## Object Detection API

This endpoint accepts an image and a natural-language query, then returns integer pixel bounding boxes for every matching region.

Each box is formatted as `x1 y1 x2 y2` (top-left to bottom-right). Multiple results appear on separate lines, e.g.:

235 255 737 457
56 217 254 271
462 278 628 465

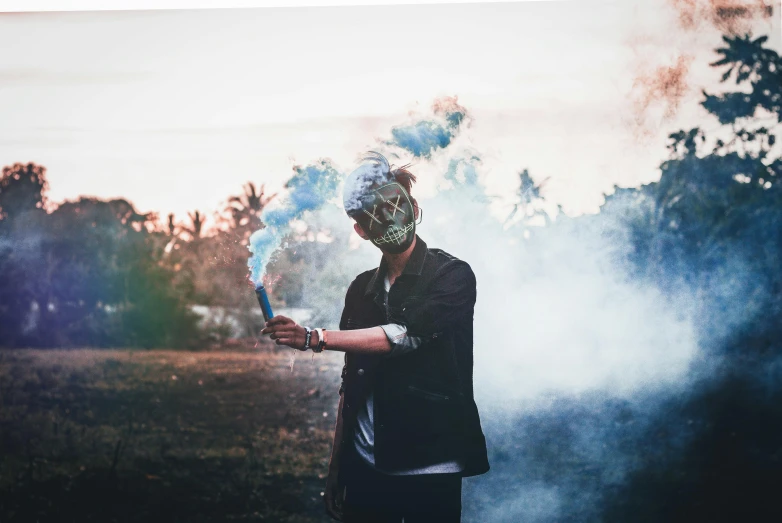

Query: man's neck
382 236 417 286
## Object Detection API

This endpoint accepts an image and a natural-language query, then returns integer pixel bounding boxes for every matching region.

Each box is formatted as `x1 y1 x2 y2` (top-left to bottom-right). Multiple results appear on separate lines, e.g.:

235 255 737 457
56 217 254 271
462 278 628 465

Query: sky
0 0 779 226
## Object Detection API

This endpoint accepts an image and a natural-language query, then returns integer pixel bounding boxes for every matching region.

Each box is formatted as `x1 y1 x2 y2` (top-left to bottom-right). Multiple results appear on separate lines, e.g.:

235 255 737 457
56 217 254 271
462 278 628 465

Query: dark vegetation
0 162 320 349
0 346 343 522
596 34 782 523
468 34 782 522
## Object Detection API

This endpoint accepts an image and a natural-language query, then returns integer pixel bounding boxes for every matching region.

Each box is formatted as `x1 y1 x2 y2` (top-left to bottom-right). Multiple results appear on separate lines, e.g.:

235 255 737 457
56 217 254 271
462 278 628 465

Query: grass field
0 343 345 523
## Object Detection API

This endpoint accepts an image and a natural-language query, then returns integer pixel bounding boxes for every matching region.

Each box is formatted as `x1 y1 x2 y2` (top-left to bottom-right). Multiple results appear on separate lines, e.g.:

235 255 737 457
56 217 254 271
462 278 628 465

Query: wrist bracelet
312 328 324 353
303 327 312 351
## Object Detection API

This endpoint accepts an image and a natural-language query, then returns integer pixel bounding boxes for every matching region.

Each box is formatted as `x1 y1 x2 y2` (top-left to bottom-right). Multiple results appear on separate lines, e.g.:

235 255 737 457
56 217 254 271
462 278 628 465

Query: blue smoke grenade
255 284 274 323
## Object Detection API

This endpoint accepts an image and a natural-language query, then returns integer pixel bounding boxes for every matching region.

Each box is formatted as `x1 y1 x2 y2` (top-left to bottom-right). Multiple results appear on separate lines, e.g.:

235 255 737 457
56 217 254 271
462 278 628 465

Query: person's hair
391 163 416 197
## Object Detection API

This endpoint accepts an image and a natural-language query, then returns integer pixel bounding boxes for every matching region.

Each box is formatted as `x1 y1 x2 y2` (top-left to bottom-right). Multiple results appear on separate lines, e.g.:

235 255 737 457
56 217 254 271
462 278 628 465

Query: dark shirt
338 235 490 477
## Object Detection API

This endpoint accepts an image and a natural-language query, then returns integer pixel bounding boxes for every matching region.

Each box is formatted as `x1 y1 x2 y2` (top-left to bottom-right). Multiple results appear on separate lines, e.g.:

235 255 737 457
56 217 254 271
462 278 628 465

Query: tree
0 182 199 348
187 210 204 239
0 163 50 344
227 182 276 238
605 33 781 302
0 162 48 222
600 33 782 521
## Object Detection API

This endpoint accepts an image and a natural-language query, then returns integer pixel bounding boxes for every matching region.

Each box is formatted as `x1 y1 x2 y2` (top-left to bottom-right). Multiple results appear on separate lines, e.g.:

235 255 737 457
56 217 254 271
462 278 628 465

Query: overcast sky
0 0 779 225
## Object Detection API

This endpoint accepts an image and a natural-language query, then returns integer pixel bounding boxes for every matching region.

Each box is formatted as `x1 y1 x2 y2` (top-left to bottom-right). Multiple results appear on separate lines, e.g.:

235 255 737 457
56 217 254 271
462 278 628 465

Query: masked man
262 152 489 522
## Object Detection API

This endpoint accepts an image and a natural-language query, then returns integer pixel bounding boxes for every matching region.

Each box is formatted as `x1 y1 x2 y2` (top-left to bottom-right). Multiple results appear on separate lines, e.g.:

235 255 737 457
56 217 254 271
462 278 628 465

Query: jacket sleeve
381 260 477 357
402 259 477 336
337 277 360 395
379 323 422 357
338 277 360 331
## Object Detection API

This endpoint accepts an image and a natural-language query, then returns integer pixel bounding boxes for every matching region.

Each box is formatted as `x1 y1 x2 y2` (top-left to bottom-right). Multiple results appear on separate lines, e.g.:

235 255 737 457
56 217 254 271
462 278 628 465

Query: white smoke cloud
372 149 697 406
291 100 726 521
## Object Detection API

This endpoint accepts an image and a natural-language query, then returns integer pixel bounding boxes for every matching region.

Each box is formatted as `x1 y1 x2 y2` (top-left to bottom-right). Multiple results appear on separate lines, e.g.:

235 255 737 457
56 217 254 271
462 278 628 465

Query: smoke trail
247 160 341 284
668 0 774 34
444 155 481 187
297 143 706 520
282 96 767 521
247 96 469 292
248 95 471 287
386 96 469 158
414 160 709 523
631 54 694 128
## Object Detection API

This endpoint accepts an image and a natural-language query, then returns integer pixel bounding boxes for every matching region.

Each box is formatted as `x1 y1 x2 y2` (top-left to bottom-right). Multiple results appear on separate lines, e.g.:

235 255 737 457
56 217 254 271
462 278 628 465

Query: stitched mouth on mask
374 222 414 245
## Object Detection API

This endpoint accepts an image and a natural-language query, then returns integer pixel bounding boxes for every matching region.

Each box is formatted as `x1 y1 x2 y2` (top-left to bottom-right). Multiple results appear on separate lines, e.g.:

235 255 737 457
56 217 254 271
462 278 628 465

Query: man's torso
338 236 490 476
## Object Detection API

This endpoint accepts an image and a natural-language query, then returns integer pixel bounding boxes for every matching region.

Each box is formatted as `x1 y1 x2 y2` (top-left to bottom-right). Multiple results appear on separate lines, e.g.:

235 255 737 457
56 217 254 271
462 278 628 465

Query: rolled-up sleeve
379 323 425 357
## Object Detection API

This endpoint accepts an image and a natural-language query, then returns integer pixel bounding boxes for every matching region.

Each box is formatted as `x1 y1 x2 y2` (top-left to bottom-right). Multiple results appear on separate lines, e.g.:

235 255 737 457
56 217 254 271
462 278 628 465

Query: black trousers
342 448 462 523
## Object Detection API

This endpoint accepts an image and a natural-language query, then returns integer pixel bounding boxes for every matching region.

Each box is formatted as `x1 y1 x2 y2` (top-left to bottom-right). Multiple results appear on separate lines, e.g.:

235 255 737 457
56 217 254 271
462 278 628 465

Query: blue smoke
389 121 453 159
444 108 465 129
247 160 342 284
387 97 468 158
241 87 778 521
444 155 481 187
249 98 470 283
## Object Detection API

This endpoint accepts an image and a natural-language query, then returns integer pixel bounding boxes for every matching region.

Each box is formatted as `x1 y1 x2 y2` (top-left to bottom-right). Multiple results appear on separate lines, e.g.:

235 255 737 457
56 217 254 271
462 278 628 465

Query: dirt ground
0 343 345 523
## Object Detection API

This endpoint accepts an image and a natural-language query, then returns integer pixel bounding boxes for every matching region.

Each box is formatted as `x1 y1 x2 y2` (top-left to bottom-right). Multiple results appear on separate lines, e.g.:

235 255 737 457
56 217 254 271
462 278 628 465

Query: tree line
598 34 782 521
1 34 779 358
0 157 309 348
475 33 782 522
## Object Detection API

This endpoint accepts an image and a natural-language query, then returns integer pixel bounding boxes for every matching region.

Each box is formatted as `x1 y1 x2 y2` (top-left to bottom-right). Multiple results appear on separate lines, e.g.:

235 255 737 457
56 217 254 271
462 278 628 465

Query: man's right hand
324 468 344 521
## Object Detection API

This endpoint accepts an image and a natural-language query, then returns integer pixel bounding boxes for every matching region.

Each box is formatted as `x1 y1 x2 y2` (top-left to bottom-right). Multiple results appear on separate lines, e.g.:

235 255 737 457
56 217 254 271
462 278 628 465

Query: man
262 152 489 522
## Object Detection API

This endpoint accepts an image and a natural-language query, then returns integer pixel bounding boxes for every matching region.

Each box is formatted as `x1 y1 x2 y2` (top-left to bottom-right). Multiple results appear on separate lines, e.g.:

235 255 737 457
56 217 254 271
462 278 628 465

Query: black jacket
338 235 490 477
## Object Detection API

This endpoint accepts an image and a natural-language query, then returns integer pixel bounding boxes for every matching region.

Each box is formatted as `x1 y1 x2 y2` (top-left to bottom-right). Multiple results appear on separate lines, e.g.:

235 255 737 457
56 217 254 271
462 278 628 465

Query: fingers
262 323 298 337
262 316 298 337
265 315 293 327
262 326 296 337
260 316 307 350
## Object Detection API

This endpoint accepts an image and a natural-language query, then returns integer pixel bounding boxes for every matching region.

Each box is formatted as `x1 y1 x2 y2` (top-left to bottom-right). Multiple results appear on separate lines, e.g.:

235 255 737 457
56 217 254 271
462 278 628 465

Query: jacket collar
364 235 427 296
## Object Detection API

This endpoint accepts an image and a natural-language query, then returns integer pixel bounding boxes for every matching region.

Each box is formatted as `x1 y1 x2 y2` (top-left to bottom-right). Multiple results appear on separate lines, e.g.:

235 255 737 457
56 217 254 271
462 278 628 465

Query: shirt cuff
380 323 425 357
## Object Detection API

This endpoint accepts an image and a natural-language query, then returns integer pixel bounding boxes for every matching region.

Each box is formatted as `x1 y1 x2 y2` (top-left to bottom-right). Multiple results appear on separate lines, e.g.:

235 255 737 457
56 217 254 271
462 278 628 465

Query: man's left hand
261 316 310 350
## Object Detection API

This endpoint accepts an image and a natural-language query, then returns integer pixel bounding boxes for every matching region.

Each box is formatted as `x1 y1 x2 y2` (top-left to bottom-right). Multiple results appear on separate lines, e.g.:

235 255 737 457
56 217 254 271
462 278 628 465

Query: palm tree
227 182 276 231
188 210 204 239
